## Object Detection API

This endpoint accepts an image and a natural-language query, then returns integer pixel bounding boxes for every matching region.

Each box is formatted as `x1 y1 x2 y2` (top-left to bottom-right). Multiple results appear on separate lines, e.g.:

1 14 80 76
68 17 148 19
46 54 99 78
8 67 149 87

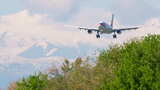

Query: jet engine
117 30 122 34
88 30 92 34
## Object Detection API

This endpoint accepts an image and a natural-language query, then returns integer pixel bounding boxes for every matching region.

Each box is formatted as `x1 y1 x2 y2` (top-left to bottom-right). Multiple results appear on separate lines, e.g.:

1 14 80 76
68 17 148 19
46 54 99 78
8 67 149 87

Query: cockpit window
100 23 106 27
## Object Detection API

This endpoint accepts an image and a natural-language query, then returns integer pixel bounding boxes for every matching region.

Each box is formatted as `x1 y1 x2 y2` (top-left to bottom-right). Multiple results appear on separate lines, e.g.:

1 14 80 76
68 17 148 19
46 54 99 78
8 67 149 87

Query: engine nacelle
117 30 122 34
88 30 92 34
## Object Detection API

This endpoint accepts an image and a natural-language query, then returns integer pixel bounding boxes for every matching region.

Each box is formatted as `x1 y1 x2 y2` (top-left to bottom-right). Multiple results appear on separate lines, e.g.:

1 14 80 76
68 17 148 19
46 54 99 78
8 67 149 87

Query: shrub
16 73 48 90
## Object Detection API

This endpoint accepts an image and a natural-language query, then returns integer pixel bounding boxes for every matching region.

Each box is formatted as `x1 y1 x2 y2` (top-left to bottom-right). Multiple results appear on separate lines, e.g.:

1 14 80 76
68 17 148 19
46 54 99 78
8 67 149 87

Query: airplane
74 14 139 38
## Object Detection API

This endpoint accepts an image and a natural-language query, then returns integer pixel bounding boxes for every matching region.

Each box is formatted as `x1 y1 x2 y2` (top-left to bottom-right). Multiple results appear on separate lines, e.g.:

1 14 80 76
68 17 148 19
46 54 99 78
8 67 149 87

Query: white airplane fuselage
98 22 113 34
75 14 139 38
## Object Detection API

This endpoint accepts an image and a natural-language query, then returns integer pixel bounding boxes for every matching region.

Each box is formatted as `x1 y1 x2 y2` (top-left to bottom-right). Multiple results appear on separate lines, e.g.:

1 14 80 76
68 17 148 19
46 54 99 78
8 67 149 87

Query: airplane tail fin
111 14 114 28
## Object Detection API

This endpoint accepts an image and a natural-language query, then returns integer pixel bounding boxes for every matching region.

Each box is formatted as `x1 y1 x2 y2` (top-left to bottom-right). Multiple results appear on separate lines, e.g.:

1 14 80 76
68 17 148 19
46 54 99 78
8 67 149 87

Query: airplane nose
98 25 103 30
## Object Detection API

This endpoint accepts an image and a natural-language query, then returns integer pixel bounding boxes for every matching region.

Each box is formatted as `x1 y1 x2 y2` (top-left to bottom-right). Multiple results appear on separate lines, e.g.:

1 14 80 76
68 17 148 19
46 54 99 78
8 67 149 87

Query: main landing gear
96 31 100 38
113 31 117 38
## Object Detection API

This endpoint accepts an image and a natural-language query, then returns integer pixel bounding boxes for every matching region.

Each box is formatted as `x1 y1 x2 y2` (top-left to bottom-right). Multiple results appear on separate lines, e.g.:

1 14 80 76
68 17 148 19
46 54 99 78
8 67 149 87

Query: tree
100 35 160 90
16 73 48 90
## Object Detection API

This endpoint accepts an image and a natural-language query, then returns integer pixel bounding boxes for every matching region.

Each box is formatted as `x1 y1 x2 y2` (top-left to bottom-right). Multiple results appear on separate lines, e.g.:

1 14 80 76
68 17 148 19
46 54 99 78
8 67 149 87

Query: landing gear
96 34 100 38
112 31 117 38
113 34 117 38
96 31 100 38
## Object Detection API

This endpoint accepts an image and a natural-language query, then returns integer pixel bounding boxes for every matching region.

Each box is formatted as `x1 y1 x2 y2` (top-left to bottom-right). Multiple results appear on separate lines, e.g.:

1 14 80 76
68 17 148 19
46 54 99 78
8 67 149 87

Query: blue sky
0 0 24 15
1 0 159 25
30 0 160 25
0 0 160 89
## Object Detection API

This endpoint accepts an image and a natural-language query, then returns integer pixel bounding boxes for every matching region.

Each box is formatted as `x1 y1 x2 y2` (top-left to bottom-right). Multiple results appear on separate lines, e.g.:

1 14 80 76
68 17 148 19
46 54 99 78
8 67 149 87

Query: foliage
45 58 99 90
11 35 160 90
15 73 48 90
100 35 160 90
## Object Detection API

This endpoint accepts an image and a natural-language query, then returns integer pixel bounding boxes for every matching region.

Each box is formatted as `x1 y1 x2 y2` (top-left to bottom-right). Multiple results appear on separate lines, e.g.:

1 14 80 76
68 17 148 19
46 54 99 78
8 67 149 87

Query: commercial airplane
73 14 139 38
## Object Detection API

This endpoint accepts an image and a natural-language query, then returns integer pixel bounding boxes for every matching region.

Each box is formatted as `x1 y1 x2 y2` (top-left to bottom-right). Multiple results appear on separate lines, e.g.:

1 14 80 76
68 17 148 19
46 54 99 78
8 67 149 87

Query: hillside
8 35 160 90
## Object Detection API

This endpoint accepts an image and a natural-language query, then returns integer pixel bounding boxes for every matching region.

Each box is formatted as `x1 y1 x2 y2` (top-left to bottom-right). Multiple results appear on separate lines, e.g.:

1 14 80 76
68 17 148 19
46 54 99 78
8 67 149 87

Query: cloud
113 18 160 44
67 8 123 28
25 0 77 13
21 0 160 26
145 18 160 26
0 10 111 48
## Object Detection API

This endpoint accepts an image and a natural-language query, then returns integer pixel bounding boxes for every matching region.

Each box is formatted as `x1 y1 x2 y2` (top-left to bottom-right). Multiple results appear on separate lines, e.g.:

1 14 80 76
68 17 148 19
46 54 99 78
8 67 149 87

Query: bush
16 73 48 90
45 58 99 90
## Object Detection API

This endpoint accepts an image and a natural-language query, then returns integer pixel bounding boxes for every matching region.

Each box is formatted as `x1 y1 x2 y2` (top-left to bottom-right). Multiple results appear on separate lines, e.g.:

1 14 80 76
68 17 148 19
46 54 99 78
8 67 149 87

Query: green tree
100 35 160 90
16 73 48 90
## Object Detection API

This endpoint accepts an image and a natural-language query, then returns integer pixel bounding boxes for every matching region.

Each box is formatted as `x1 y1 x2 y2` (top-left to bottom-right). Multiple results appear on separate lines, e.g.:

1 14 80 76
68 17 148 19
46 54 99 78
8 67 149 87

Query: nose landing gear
113 34 117 38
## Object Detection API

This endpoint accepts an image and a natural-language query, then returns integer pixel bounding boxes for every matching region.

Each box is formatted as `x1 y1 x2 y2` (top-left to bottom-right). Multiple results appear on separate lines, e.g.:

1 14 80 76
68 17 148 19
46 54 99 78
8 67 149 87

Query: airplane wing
114 27 139 31
78 27 99 32
64 25 99 32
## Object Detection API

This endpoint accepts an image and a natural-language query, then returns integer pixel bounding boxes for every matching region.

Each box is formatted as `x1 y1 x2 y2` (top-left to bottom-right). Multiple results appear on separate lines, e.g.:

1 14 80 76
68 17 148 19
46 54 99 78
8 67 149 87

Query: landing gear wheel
113 34 117 38
96 34 100 38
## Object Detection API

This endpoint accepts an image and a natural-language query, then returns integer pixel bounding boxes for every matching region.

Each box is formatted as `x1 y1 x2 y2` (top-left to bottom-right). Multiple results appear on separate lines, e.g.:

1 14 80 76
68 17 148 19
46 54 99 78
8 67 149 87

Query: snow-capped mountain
19 40 98 59
0 31 101 89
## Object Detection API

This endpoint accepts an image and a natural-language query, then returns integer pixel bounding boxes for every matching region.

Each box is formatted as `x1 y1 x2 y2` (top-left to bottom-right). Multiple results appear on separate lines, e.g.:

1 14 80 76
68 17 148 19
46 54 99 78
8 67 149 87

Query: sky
0 0 160 89
1 0 160 24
